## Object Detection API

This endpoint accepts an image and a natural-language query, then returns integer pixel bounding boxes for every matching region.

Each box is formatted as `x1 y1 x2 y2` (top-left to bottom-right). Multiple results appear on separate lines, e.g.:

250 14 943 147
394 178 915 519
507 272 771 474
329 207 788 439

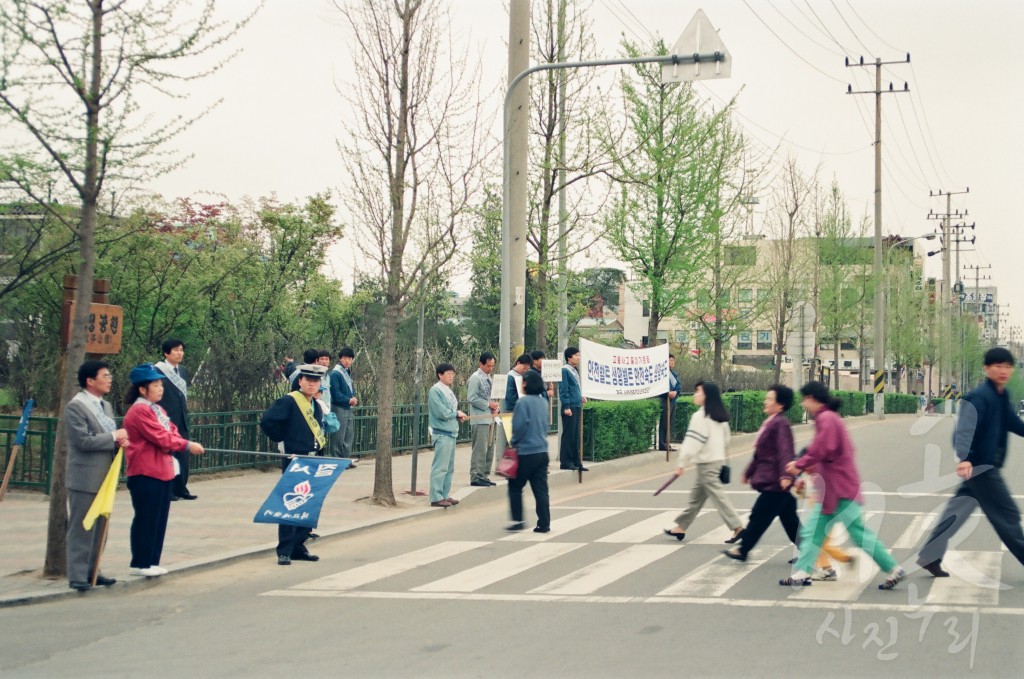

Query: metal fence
1 399 561 492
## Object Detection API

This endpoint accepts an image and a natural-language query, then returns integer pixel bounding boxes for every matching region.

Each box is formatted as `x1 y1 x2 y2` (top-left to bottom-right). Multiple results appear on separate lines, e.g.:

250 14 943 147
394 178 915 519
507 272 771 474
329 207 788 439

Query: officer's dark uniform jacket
955 379 1024 469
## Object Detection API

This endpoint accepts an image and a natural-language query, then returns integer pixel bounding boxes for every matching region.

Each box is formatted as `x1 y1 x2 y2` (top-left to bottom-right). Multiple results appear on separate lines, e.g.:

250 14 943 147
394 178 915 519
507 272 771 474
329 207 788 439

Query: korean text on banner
579 338 670 401
253 456 351 528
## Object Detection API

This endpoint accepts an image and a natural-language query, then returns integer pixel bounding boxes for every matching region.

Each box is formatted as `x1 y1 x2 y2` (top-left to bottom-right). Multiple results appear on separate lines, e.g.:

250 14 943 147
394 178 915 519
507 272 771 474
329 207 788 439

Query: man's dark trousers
919 466 1024 567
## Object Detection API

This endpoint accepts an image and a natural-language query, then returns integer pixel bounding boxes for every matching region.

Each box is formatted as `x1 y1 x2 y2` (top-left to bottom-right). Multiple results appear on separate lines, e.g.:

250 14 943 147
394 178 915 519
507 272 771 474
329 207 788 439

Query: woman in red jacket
122 364 204 577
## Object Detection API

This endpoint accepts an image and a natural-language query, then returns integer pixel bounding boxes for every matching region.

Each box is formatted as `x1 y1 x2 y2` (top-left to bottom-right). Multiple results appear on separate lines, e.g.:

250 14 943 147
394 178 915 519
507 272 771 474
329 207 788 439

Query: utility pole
501 0 531 373
556 0 569 360
846 53 909 419
927 188 969 398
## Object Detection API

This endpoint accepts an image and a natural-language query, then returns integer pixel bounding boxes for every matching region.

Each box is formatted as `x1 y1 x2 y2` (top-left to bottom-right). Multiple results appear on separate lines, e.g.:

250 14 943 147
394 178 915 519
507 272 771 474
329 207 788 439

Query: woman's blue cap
129 363 164 385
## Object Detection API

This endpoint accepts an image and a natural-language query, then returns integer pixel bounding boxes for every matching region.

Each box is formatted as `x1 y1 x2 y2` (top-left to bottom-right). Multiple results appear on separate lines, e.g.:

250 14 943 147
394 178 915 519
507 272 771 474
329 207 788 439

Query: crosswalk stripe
788 560 880 601
529 545 679 595
595 510 680 544
413 543 585 593
925 551 1005 606
289 541 489 592
893 513 937 549
501 509 623 542
595 510 705 543
657 546 786 597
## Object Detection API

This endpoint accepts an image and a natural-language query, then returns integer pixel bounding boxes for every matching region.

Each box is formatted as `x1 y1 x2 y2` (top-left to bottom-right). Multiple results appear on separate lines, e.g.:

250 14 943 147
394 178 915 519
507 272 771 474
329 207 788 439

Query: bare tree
0 0 251 577
759 156 818 383
336 0 489 506
526 0 609 350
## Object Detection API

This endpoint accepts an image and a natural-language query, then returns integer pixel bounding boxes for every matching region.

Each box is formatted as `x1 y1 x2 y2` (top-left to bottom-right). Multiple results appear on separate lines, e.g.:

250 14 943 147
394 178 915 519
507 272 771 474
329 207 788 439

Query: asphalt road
2 415 1021 678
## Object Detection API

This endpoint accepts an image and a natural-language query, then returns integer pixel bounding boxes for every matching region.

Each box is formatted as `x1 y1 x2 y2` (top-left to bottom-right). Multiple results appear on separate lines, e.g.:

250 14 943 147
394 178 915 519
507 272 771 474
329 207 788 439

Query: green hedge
582 400 662 461
673 391 805 439
832 390 866 417
885 393 919 414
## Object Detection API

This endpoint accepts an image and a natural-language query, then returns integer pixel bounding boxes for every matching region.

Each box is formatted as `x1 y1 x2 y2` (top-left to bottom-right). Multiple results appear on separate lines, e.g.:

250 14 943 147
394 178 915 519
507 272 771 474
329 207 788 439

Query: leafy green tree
464 188 502 349
600 38 746 355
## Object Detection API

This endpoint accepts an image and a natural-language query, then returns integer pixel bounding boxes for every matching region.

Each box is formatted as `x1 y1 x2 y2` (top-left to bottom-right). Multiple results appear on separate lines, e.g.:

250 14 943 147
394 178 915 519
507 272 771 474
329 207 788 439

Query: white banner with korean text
579 338 670 401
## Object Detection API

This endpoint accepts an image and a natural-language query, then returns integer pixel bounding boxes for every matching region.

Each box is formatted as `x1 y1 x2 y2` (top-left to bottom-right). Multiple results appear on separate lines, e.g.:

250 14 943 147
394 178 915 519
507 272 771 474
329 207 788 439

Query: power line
841 0 903 54
765 0 844 57
828 0 874 57
742 0 847 84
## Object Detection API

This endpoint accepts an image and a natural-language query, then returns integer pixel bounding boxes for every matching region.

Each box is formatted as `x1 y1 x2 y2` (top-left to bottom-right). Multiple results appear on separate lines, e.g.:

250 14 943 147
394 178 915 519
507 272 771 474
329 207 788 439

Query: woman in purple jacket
779 381 905 590
723 385 800 562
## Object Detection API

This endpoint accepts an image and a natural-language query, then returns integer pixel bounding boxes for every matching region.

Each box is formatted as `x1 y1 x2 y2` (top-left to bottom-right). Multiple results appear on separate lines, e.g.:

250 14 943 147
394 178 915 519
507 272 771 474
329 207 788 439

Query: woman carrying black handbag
663 381 743 543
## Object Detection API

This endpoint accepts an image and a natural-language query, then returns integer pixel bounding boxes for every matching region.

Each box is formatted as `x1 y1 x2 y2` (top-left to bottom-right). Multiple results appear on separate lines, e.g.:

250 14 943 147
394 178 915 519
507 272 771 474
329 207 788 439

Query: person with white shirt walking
663 381 743 543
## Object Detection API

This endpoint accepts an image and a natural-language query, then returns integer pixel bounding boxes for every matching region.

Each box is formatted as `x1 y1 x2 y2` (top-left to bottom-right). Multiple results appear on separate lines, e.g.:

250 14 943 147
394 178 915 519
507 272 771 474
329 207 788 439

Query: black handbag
719 464 731 484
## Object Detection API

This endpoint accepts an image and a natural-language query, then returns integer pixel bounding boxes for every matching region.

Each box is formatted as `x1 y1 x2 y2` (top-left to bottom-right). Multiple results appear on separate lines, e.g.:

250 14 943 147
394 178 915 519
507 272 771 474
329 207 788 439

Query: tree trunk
535 265 548 352
713 320 724 384
772 292 788 384
372 298 400 506
833 341 840 390
647 309 661 347
43 4 104 578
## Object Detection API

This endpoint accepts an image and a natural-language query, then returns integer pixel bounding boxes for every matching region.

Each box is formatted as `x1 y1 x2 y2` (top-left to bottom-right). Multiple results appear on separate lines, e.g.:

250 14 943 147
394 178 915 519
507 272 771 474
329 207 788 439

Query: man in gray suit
467 352 499 486
64 360 130 591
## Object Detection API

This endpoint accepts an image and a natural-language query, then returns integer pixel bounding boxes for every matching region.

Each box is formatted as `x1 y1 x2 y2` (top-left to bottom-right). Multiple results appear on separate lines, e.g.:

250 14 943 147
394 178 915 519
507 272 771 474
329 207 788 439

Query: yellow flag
83 449 123 530
500 414 514 443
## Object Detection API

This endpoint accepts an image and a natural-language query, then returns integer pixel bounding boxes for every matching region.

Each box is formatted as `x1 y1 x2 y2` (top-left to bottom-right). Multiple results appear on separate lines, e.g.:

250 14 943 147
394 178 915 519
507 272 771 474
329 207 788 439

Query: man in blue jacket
918 347 1024 577
558 346 587 471
330 347 358 466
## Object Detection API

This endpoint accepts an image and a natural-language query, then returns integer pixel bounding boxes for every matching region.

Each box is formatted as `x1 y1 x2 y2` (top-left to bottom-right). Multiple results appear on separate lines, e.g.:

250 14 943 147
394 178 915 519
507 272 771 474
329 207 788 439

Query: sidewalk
0 428 775 608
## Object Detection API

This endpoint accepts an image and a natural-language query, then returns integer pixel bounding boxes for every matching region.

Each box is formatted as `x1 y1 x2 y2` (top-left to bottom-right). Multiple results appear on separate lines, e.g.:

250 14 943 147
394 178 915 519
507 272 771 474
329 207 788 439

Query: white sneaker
129 566 164 577
150 566 168 575
811 567 838 581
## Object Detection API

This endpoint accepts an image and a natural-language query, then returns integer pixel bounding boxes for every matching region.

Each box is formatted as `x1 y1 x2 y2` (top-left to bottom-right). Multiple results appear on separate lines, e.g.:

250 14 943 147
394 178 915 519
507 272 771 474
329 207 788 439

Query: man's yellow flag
83 449 123 530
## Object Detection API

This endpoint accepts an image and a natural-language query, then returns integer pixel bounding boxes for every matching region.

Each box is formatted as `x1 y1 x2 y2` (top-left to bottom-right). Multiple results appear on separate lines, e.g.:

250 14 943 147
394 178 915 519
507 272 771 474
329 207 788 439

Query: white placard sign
579 338 670 401
541 359 563 382
489 374 506 400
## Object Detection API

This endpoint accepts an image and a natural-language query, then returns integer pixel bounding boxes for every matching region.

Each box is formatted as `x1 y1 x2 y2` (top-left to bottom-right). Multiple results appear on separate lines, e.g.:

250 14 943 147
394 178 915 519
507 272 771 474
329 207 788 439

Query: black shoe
559 465 576 470
663 529 685 541
95 575 117 587
577 466 589 472
179 493 198 500
788 557 798 565
724 527 744 544
308 532 320 540
471 480 491 487
277 555 291 566
917 559 950 578
722 549 747 562
292 553 320 562
779 576 812 587
170 496 180 502
533 526 551 533
69 581 92 592
506 522 526 532
485 479 497 486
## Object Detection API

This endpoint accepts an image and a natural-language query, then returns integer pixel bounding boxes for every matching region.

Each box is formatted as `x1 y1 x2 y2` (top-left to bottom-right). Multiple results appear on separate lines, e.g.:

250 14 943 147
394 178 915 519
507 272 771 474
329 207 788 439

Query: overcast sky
143 0 1024 338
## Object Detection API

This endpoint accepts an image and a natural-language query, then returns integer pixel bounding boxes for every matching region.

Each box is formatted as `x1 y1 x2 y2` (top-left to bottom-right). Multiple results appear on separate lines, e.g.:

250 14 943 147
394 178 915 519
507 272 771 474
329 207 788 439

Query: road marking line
413 542 585 593
657 546 786 597
288 541 489 592
595 511 683 544
500 509 623 542
261 590 1024 617
892 512 937 549
529 544 679 595
925 551 1006 606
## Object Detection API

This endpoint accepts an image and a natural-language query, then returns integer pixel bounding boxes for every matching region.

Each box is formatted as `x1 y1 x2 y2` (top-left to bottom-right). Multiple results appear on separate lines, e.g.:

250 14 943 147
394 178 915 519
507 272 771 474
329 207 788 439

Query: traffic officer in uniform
260 363 328 565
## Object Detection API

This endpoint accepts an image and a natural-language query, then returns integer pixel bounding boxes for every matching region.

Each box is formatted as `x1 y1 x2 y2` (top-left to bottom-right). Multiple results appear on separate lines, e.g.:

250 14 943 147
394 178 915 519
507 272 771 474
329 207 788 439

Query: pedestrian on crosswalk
723 385 800 563
663 382 744 543
506 370 551 533
917 347 1024 577
780 381 905 590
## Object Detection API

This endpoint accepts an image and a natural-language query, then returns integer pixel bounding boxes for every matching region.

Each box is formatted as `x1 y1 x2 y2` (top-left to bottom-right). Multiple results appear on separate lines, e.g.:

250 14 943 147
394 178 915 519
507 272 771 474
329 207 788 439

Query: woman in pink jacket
122 364 204 577
779 381 904 590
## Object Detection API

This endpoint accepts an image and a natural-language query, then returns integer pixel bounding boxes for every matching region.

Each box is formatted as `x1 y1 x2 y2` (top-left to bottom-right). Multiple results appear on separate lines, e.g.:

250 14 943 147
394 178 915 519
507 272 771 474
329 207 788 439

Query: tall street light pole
499 10 731 372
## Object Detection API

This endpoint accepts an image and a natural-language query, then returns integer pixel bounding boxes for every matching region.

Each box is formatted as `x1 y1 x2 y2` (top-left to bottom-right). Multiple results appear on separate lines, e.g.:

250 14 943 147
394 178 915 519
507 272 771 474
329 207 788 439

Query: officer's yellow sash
289 392 327 450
